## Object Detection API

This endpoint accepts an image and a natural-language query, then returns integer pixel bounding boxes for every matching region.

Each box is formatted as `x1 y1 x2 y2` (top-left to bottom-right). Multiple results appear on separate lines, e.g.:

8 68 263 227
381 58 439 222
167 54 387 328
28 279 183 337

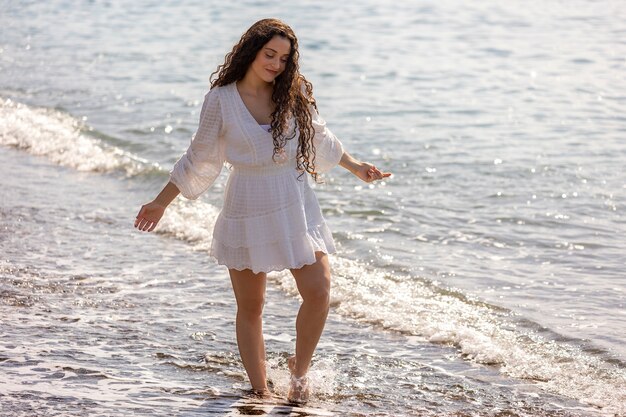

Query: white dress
169 82 344 274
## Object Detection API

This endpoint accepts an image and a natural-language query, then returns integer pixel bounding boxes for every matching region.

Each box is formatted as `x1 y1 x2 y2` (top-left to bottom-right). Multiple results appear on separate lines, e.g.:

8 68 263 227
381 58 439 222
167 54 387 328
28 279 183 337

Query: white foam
268 257 626 415
141 194 626 414
0 97 153 175
3 97 624 414
156 198 220 252
265 355 338 401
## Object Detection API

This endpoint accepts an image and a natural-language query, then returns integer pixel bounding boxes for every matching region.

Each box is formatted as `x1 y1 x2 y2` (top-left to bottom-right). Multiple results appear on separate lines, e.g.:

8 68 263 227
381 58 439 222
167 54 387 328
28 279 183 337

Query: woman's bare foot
287 355 310 403
250 388 273 399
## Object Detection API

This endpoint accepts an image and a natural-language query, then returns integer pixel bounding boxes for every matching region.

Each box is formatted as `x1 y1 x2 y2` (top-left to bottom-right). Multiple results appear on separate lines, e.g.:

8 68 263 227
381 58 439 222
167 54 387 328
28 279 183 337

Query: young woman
134 18 391 403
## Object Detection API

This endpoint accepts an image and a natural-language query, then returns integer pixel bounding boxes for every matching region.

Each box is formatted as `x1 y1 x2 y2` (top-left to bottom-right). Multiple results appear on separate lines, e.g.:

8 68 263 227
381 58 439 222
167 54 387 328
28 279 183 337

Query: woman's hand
134 201 166 232
339 151 392 183
353 161 392 183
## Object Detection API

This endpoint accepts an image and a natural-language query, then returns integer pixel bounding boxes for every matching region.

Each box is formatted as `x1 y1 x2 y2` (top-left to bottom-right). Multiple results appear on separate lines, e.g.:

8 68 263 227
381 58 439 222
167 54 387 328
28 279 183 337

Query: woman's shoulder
202 83 235 108
208 82 235 95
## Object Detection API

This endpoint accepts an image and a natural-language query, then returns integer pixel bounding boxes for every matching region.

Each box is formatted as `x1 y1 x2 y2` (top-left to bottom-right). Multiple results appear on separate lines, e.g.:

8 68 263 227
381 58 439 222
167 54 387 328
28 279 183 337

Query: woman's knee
236 295 265 319
302 284 330 308
229 269 266 319
293 256 332 307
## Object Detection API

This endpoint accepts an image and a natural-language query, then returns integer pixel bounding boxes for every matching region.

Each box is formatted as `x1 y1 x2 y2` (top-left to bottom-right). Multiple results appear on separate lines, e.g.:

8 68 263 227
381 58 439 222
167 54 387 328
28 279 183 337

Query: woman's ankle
288 354 311 378
249 386 272 399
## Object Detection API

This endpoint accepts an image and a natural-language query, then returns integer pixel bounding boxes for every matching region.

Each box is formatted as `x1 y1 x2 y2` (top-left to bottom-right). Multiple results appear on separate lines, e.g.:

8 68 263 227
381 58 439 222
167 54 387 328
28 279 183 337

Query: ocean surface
1 1 625 416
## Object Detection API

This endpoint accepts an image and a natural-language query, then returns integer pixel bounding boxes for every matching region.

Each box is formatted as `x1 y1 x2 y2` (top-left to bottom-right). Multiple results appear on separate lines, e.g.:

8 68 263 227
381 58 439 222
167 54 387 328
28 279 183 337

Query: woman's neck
238 73 273 97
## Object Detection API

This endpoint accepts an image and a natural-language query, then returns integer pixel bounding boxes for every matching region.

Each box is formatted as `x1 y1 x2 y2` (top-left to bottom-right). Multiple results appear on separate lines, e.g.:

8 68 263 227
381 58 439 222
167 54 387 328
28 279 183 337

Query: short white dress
169 82 344 274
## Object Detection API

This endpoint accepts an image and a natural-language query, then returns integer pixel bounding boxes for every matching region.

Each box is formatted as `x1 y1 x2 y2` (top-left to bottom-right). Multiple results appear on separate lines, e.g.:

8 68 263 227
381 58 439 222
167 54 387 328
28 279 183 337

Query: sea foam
3 98 625 415
268 258 626 416
0 97 155 176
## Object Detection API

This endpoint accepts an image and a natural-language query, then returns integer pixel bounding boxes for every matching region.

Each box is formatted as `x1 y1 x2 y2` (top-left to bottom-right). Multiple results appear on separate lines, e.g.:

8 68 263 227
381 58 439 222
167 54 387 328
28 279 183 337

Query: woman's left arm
339 150 392 183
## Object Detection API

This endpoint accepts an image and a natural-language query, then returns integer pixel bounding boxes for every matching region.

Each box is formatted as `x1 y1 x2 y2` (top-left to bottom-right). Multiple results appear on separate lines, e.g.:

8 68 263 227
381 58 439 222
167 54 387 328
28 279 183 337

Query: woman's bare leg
289 251 331 378
229 268 268 392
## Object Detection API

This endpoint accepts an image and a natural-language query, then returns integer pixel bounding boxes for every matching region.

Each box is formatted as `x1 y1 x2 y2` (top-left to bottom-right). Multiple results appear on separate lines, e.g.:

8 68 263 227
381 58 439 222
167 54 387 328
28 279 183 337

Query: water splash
268 258 626 416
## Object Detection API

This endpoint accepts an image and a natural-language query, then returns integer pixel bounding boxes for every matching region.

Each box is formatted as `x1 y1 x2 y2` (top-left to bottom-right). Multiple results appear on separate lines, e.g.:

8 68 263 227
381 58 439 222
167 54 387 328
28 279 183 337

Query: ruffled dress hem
209 223 337 274
212 251 332 275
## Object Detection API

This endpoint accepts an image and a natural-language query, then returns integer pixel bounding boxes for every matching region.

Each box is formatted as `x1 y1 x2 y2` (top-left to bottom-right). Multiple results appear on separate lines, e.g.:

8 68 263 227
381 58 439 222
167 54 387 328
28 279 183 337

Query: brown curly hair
210 18 321 182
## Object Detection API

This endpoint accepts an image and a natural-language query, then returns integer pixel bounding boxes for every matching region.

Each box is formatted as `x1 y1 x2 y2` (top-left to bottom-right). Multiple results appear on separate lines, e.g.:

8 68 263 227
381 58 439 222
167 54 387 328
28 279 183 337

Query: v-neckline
233 82 273 135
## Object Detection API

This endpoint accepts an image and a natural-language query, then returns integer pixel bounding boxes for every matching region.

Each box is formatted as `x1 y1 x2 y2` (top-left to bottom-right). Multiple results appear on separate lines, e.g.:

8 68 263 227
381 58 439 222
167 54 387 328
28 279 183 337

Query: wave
155 198 220 251
268 261 625 415
3 97 624 415
154 196 626 414
0 97 161 177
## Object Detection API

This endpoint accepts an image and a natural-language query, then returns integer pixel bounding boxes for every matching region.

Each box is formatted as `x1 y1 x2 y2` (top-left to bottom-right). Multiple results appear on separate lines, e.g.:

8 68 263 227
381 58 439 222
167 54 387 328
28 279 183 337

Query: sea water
1 1 625 416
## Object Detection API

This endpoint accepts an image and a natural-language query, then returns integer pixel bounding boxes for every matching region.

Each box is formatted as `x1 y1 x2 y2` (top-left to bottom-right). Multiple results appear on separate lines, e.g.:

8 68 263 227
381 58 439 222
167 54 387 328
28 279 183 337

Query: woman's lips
266 69 278 76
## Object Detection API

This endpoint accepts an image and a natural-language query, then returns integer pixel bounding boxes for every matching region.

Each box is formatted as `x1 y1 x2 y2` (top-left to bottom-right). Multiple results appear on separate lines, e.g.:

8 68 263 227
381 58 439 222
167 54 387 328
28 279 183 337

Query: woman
134 18 391 403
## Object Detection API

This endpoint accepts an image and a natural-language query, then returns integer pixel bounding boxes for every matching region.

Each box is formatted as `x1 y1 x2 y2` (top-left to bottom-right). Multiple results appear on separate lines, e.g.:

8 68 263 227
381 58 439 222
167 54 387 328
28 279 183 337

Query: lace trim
211 249 332 274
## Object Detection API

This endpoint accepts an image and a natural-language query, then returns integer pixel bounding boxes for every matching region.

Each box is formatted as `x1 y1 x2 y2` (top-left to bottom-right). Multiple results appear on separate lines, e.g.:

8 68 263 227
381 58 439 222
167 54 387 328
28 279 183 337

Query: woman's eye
266 54 274 59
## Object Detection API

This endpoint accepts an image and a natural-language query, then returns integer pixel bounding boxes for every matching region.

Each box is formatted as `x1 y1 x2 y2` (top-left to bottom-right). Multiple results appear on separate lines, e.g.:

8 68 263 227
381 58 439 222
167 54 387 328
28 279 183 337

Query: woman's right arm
134 87 225 233
134 181 180 232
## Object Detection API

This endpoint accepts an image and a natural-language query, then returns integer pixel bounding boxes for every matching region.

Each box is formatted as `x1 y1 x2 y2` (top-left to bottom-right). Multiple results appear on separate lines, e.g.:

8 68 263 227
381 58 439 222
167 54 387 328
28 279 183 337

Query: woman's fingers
135 203 164 232
142 221 153 232
368 166 383 181
136 214 151 231
136 212 160 232
367 165 392 182
134 206 145 228
135 215 158 232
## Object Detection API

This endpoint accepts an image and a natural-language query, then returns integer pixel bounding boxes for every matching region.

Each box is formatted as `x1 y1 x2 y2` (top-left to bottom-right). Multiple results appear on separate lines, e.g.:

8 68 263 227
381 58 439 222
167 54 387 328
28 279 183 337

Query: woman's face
250 35 291 83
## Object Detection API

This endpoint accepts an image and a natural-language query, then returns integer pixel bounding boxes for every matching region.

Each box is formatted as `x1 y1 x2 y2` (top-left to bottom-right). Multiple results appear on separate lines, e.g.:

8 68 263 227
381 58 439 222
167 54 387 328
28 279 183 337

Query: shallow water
1 1 625 416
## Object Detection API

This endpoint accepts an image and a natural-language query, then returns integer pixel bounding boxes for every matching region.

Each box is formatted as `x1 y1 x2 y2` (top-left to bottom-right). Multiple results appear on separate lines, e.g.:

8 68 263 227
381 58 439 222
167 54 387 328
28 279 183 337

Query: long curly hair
210 18 321 182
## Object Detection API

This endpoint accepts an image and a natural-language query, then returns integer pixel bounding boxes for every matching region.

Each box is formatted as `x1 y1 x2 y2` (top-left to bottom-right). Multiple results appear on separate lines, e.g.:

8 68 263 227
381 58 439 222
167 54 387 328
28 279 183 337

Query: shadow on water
197 391 335 416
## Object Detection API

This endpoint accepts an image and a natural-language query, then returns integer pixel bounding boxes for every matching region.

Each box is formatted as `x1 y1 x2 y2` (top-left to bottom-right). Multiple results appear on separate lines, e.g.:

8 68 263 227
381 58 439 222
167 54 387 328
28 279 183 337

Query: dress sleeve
310 105 344 173
169 88 225 200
